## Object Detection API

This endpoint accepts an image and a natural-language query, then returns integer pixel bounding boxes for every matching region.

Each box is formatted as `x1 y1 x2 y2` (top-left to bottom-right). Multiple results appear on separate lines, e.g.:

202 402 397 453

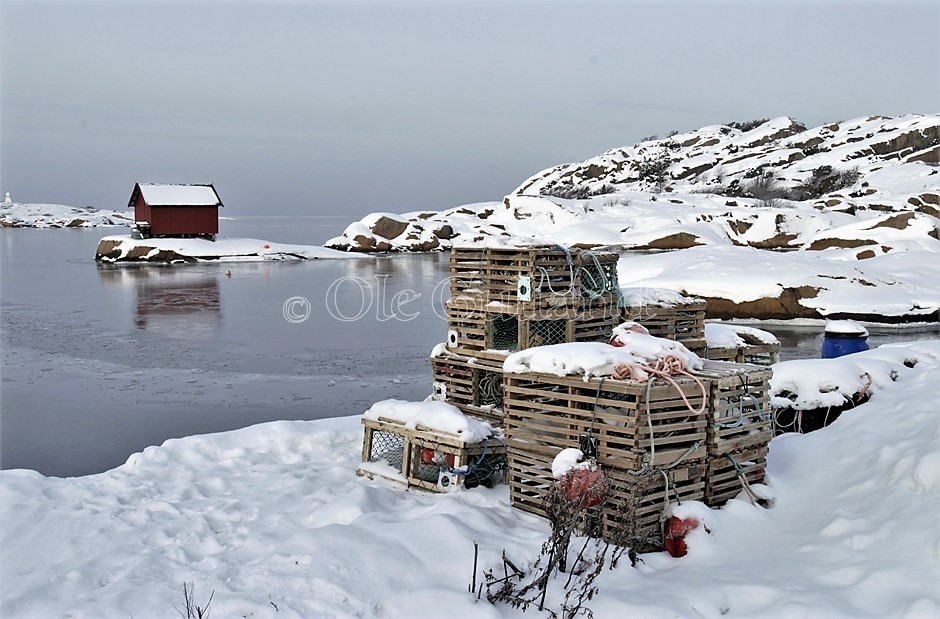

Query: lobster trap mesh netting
528 318 569 347
477 368 504 409
490 314 519 351
369 430 405 470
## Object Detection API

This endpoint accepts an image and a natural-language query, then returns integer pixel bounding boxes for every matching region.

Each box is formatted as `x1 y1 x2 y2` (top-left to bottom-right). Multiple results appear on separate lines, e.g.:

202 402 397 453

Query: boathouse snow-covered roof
129 183 222 208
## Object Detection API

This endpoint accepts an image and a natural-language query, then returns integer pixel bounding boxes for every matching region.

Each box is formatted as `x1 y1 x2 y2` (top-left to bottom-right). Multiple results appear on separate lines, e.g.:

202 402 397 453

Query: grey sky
1 0 937 218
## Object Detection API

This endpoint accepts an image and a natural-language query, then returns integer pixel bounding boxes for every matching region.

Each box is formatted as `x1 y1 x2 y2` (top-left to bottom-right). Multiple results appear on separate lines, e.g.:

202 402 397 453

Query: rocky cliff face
326 114 939 254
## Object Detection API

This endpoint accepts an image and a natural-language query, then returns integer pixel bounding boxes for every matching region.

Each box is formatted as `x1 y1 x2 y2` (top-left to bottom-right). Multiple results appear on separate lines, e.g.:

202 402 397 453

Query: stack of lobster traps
433 246 622 426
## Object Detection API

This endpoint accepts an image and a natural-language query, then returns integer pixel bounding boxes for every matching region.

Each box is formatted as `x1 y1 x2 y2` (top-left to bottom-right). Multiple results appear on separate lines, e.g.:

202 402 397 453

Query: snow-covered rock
0 202 130 228
95 235 362 263
327 114 939 253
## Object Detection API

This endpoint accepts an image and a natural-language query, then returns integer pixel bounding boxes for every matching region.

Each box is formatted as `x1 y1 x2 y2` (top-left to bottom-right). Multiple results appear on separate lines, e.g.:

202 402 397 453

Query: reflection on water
98 266 222 339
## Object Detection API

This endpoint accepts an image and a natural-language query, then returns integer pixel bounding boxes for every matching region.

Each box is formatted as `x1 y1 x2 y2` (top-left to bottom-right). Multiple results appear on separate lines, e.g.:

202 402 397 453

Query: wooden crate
449 247 488 304
691 360 773 507
704 443 768 507
445 301 579 359
508 446 705 549
705 337 780 366
621 301 706 351
357 416 506 493
503 371 708 471
448 247 621 313
430 351 505 426
572 305 620 343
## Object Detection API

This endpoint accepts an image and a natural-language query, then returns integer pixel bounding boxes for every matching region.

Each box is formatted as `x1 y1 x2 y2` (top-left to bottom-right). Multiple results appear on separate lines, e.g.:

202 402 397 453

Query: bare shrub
175 583 213 619
790 166 861 200
726 118 769 132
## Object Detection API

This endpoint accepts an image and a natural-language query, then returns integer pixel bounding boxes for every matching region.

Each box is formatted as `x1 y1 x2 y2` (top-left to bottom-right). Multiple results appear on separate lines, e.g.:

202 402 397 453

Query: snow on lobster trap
357 400 507 493
704 323 781 366
691 360 773 507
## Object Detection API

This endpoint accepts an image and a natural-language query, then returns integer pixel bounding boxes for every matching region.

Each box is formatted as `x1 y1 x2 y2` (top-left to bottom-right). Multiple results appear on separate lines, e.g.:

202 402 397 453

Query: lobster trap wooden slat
704 443 768 507
430 351 506 426
705 334 781 366
621 300 706 351
503 371 708 470
448 246 621 313
507 446 705 550
357 416 506 493
689 361 773 507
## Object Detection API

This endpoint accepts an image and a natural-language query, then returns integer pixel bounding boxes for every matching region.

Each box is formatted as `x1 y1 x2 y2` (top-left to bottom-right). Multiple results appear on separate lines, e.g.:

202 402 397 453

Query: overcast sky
1 0 937 218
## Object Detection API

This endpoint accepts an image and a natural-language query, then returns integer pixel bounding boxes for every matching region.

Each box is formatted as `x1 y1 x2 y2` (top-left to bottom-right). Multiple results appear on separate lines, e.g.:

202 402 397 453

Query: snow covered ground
3 340 938 618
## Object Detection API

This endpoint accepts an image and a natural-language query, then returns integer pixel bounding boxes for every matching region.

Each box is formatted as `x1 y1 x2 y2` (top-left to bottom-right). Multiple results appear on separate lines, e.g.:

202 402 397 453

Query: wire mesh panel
489 313 520 352
525 318 569 348
368 430 405 470
577 252 620 308
476 368 504 410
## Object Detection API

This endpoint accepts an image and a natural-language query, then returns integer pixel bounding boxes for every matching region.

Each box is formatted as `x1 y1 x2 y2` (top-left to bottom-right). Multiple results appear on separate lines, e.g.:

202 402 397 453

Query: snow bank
770 339 940 410
2 341 939 617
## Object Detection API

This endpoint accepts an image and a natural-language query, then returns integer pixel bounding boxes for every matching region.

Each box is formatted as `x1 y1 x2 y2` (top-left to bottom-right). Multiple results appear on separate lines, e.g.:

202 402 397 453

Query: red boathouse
128 183 222 239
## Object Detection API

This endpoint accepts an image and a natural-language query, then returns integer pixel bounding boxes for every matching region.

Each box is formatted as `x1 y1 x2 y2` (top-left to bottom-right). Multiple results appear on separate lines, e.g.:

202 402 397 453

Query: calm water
1 224 934 477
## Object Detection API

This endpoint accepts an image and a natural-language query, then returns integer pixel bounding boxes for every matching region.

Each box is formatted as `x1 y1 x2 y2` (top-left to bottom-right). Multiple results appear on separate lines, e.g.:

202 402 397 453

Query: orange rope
611 355 707 416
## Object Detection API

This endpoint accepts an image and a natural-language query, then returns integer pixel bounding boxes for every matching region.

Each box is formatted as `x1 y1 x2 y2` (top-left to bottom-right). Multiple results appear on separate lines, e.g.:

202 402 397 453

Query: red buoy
664 516 699 557
561 468 608 508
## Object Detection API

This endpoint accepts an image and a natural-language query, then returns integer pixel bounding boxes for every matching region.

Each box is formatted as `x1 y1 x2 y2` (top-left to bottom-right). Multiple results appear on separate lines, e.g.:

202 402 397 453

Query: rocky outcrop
327 114 940 254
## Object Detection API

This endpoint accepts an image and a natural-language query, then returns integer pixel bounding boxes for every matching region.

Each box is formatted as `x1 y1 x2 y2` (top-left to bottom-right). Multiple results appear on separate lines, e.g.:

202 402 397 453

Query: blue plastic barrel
821 320 869 358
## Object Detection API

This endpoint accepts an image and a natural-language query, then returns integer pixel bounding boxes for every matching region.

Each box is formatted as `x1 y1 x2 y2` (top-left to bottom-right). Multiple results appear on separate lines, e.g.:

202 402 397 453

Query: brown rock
635 232 703 250
867 212 915 231
747 233 799 249
807 238 877 251
66 218 87 227
700 285 822 320
352 234 377 249
433 224 456 240
856 249 877 260
369 215 409 240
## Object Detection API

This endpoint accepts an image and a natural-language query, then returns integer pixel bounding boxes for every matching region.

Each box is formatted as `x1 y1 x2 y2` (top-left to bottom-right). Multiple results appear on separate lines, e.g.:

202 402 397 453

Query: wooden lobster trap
445 301 578 360
503 371 709 472
507 446 705 550
357 415 506 493
430 351 505 426
448 246 621 313
621 299 707 354
691 360 773 507
705 333 780 366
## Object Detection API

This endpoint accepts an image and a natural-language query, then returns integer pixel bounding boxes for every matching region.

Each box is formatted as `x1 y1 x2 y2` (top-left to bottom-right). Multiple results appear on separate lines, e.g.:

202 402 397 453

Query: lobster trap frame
357 415 506 493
